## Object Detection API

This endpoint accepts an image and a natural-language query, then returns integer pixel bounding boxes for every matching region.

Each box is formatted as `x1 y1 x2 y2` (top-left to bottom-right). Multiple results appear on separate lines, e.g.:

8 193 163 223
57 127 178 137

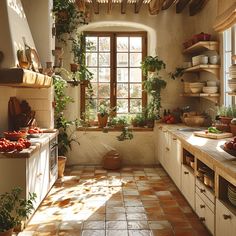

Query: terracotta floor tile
128 229 153 236
81 230 105 236
127 221 149 229
20 166 209 236
106 221 127 229
106 230 128 236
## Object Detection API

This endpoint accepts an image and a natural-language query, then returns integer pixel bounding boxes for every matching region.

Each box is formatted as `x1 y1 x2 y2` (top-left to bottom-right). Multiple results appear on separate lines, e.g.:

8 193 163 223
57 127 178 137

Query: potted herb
217 105 234 124
110 116 129 129
132 113 146 127
97 101 110 128
0 187 36 236
141 56 166 76
53 74 79 178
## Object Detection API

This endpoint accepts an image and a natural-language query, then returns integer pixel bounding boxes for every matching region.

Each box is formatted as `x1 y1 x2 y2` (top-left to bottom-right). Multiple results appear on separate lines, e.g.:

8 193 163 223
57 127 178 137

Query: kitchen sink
177 128 204 132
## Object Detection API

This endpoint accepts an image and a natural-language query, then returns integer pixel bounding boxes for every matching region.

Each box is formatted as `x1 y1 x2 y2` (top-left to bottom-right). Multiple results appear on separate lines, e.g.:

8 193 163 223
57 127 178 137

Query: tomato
0 145 3 152
24 141 31 148
15 143 24 151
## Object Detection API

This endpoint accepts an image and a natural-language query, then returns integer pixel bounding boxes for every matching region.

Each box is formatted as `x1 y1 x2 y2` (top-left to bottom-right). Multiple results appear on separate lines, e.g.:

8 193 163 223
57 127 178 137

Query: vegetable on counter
224 137 236 150
206 127 222 134
0 138 31 152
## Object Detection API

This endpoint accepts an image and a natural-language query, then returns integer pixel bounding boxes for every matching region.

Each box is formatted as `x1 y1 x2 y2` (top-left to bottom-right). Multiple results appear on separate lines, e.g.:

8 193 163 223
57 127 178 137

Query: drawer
196 178 215 203
196 194 215 235
196 185 215 213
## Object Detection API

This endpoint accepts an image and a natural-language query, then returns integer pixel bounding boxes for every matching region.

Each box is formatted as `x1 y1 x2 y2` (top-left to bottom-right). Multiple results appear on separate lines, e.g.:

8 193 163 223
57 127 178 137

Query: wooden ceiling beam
189 0 209 16
121 0 128 14
92 0 99 14
162 0 177 10
149 0 165 15
135 0 144 13
176 0 190 13
108 0 112 14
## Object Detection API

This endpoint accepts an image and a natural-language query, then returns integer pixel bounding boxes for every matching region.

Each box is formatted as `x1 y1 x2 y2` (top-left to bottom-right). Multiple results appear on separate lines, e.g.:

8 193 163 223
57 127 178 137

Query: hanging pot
0 228 14 236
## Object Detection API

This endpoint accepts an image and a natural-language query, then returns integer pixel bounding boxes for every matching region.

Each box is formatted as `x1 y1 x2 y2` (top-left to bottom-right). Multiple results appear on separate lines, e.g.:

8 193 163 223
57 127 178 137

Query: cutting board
194 131 233 139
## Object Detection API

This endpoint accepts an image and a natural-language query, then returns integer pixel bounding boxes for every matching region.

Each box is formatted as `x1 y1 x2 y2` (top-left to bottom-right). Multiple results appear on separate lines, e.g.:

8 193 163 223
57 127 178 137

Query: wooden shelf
183 41 219 54
184 64 220 76
181 93 220 104
227 92 236 96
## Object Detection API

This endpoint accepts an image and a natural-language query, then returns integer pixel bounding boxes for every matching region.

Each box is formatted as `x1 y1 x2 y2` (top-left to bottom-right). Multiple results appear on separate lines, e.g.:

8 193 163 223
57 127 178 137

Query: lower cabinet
196 193 215 235
216 199 236 236
181 164 195 210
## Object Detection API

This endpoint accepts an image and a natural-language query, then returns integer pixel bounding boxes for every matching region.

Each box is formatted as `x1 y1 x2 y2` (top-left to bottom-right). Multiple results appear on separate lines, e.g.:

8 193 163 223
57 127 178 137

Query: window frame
80 31 147 117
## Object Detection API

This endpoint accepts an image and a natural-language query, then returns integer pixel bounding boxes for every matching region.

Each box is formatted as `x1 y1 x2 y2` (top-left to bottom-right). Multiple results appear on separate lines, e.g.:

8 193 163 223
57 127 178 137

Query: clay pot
58 156 67 178
70 63 79 72
102 150 121 170
98 114 108 128
146 120 154 128
216 123 230 132
220 116 233 125
0 228 13 236
230 124 236 136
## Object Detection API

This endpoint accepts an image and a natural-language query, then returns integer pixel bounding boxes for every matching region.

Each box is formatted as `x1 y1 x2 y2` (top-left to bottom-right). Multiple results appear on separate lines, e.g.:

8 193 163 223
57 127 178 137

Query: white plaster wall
67 131 155 166
0 0 36 68
22 0 55 67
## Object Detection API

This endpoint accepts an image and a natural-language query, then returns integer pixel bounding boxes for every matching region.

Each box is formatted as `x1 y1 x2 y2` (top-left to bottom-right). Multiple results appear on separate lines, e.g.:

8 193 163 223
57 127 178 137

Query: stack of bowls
189 82 205 93
202 80 218 94
228 184 236 206
183 82 191 93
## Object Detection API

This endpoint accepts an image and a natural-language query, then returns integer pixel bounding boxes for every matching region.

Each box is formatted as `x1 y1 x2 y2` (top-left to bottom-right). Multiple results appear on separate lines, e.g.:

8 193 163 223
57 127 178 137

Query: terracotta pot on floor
102 150 121 170
0 228 13 236
58 156 67 178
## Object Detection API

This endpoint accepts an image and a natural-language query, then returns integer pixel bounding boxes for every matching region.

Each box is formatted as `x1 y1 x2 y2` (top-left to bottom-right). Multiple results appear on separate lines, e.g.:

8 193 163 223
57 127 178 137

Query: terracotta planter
70 63 79 72
220 116 233 125
58 156 67 178
216 123 230 132
0 228 13 236
146 120 154 128
102 150 122 170
98 114 108 128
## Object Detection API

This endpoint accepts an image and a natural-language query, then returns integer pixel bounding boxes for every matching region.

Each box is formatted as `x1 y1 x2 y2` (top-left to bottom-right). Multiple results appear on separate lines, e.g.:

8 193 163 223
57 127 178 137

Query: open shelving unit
184 64 220 76
183 41 219 54
181 93 220 104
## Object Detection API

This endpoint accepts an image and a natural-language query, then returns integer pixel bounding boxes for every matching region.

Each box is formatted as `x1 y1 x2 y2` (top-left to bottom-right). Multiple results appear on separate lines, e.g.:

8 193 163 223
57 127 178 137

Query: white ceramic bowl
202 86 218 94
189 82 205 88
209 55 219 64
200 56 208 65
190 87 202 93
206 80 217 86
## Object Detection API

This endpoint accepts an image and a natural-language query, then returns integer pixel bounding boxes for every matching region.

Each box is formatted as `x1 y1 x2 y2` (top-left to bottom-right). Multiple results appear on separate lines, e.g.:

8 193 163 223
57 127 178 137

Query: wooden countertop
0 132 58 159
156 123 236 183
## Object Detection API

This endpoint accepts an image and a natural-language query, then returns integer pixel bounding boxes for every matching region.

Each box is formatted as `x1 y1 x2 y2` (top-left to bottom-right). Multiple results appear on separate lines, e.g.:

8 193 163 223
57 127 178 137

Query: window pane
117 68 128 82
99 68 110 82
88 68 98 82
86 37 97 51
117 53 128 67
86 53 97 66
90 83 98 97
117 99 128 113
130 99 142 113
117 37 128 52
130 37 142 52
98 83 110 98
130 68 142 82
117 84 128 98
130 53 142 67
99 37 110 51
99 53 110 67
130 84 142 98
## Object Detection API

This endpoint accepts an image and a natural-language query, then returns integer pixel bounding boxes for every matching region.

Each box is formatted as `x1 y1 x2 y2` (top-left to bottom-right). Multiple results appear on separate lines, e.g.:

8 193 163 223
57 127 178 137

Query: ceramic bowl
190 87 202 93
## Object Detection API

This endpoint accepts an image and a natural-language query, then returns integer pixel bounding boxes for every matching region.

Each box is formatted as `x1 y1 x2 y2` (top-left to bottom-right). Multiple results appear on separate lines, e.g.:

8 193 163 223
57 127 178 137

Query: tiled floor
19 166 210 236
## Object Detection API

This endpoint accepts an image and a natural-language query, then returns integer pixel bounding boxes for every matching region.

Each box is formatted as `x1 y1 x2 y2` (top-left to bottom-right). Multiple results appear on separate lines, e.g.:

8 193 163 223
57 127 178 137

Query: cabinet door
216 199 236 236
162 129 170 171
196 194 214 235
155 126 164 165
181 164 195 210
169 137 182 189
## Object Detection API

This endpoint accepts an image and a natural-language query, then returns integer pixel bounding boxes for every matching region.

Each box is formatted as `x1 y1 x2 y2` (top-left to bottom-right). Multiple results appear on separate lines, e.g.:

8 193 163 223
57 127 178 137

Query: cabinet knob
184 171 189 175
200 189 206 193
166 147 170 151
199 217 205 222
223 214 231 220
200 204 205 208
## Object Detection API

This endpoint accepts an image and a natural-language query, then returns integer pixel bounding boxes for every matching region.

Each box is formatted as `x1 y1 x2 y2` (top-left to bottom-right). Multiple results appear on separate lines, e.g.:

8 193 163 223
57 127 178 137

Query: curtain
214 2 236 32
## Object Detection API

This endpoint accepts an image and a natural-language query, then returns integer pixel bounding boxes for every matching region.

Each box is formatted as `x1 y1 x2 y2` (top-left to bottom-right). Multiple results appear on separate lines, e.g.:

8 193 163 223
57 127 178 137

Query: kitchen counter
156 123 236 183
0 131 58 159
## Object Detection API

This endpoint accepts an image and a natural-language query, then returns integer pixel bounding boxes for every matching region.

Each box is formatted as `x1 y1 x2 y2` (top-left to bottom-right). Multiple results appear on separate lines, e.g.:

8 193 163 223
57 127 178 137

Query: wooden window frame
80 31 147 117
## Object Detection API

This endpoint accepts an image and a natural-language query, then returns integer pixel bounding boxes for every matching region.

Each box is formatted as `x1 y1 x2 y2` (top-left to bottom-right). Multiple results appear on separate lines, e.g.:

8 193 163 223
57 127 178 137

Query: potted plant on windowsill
0 187 36 236
141 56 166 76
53 74 79 178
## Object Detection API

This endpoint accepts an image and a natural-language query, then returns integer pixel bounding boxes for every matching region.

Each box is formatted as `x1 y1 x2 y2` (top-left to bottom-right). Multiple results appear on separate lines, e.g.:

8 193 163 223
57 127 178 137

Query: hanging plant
141 56 166 76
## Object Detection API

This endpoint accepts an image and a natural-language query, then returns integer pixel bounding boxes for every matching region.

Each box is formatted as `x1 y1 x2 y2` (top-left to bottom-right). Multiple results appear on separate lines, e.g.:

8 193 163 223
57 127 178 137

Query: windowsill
77 126 153 132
